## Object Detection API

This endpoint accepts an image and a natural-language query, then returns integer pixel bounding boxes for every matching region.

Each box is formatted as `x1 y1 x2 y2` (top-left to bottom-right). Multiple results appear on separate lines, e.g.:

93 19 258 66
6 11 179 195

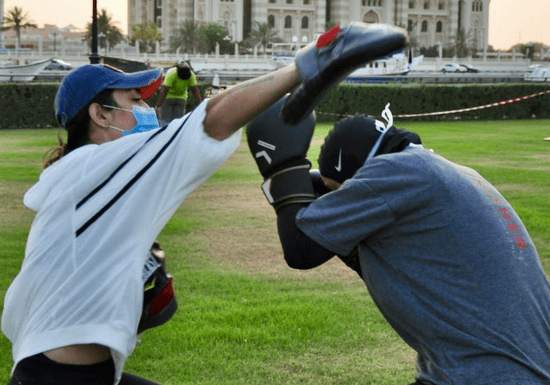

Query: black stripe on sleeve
76 126 168 209
75 115 191 237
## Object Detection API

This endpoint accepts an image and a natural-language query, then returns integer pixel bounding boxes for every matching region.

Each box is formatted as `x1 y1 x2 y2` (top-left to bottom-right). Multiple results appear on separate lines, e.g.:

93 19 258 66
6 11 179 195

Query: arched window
301 16 309 29
222 11 231 31
436 20 443 33
472 0 483 12
407 19 415 32
421 20 428 32
363 10 379 24
268 14 275 28
285 15 292 28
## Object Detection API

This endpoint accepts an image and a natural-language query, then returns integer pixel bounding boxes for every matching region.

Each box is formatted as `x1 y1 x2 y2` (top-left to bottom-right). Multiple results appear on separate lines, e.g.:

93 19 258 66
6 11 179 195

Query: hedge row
316 83 550 123
0 83 209 129
1 82 550 129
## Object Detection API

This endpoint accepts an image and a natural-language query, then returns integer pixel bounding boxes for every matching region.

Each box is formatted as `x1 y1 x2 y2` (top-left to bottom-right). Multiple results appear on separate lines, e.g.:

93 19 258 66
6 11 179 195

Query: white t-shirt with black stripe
2 100 242 384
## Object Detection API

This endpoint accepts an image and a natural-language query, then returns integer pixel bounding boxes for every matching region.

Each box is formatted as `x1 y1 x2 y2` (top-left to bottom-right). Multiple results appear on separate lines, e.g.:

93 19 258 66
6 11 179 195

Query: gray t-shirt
297 146 550 384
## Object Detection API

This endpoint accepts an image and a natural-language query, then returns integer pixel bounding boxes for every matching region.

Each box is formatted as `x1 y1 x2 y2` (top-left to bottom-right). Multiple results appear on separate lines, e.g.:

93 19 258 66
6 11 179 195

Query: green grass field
0 120 549 384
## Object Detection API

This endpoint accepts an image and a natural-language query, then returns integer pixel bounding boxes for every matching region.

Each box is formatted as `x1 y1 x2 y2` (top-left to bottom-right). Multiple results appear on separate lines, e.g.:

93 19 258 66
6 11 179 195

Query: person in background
155 60 202 126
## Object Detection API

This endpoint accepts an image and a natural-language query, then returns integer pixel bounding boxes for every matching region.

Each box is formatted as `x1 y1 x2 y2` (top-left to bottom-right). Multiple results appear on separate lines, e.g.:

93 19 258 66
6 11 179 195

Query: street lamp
90 0 100 64
52 29 59 55
223 35 231 54
98 32 106 54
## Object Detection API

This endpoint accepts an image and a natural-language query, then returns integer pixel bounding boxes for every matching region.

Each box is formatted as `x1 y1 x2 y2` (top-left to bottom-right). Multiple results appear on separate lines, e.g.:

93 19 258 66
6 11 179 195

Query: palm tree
86 9 123 52
452 27 472 58
170 20 207 54
1 6 37 49
248 22 279 54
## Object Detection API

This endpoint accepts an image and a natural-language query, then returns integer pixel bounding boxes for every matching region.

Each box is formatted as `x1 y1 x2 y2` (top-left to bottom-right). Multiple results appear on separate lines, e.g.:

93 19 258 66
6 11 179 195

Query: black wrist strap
261 164 315 212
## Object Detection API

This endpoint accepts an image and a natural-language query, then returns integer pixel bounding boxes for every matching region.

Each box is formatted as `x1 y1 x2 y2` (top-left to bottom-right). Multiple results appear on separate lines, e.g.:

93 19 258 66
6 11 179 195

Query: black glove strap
262 163 315 212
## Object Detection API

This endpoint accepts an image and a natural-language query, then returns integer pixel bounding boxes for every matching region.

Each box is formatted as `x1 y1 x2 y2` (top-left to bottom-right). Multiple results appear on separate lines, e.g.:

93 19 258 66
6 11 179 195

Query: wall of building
127 0 490 53
0 0 5 48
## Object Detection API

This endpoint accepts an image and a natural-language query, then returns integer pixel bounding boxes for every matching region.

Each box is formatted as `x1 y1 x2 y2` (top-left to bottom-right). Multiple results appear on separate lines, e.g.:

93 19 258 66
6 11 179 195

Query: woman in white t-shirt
2 63 300 385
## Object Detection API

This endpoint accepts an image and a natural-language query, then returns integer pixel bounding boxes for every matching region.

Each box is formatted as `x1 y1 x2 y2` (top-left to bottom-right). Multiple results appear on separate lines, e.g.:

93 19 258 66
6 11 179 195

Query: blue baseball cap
54 64 163 128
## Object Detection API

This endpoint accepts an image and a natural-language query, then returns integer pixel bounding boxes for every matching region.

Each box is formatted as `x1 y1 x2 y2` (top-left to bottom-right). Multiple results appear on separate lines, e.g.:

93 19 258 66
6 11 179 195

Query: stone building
0 0 4 47
128 0 490 52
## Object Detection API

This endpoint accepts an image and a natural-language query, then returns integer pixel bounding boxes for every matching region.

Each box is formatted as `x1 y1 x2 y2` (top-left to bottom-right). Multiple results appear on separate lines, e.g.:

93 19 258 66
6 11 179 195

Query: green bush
0 83 60 129
1 82 549 129
0 83 210 129
316 83 550 123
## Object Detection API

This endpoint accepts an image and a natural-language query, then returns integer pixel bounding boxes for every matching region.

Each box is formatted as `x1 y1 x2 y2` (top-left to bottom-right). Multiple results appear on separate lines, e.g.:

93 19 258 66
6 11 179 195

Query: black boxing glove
247 94 316 212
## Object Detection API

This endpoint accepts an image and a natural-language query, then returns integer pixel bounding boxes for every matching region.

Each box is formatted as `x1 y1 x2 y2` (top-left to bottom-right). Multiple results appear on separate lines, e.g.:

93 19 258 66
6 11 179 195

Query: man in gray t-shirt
247 107 550 384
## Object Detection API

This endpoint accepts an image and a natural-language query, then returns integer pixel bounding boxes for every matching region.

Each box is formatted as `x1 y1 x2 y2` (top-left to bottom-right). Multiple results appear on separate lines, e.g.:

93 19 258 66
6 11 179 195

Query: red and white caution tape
394 90 550 118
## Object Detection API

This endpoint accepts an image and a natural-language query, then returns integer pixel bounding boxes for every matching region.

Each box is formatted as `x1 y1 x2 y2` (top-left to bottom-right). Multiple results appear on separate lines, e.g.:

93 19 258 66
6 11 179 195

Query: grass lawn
0 119 548 384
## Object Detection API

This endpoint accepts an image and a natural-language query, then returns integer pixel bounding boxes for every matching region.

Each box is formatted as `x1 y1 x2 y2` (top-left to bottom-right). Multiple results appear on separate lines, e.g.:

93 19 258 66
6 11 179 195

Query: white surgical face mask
103 105 160 136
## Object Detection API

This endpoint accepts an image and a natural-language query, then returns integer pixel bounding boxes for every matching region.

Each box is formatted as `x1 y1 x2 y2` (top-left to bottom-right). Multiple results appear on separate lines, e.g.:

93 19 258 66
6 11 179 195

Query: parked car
459 64 480 73
440 63 467 73
45 59 73 71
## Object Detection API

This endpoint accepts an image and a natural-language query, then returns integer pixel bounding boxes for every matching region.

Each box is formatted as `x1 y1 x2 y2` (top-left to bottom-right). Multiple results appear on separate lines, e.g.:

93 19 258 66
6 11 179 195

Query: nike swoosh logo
335 148 342 172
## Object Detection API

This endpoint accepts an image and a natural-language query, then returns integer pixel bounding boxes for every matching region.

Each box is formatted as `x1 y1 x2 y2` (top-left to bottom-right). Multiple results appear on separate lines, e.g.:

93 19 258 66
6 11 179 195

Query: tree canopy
1 6 37 49
170 20 208 54
85 8 123 52
129 22 162 53
246 21 280 54
198 23 232 54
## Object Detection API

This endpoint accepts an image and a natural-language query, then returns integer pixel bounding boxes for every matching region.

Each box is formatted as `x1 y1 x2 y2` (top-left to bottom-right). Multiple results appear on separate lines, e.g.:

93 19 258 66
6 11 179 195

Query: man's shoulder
163 68 178 84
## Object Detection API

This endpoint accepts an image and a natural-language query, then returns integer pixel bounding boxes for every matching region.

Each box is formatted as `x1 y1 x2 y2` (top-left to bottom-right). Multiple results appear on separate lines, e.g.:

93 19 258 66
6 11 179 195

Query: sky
2 0 550 50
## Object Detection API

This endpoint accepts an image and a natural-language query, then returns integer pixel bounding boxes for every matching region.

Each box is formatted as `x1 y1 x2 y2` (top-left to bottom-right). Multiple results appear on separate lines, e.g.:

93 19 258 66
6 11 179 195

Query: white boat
0 58 53 82
344 50 423 84
524 64 550 82
271 42 308 69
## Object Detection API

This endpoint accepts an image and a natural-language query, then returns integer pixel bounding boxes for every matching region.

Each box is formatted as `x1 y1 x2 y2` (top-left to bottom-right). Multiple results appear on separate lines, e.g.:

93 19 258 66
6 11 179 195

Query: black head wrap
318 114 422 184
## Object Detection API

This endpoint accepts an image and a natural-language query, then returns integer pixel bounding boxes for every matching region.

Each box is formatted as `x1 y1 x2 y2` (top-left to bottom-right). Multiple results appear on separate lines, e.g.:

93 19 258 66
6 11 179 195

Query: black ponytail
43 89 117 169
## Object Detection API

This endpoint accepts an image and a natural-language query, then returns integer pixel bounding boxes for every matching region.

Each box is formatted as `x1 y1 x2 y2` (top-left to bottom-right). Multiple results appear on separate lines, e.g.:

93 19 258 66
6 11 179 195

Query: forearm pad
261 162 315 212
281 23 407 125
277 204 335 269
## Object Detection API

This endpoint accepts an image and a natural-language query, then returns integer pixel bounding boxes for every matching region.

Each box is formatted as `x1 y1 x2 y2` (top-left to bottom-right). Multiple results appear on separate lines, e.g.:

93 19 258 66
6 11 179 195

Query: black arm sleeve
277 203 364 279
276 203 335 269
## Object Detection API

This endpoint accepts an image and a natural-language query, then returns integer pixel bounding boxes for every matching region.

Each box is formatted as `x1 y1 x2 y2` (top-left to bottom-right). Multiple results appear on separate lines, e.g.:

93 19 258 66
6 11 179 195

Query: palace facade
128 0 490 52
